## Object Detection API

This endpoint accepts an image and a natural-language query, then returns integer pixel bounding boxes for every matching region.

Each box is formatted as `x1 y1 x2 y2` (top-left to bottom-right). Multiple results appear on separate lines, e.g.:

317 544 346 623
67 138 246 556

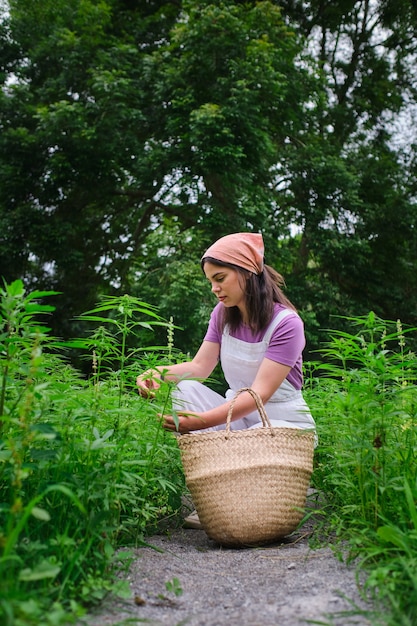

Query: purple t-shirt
204 302 305 389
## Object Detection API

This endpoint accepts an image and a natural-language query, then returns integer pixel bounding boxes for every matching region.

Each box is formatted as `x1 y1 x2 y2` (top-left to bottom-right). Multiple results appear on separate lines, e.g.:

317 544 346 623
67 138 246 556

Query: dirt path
79 517 376 626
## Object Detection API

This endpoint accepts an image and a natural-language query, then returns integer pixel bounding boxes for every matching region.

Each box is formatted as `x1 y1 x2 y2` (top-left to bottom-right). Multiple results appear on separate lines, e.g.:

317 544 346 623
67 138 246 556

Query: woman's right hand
136 370 162 399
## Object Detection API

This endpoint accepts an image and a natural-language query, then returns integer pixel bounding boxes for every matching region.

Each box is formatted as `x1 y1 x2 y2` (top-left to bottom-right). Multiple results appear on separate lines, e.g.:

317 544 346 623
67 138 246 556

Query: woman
137 232 316 527
137 231 315 432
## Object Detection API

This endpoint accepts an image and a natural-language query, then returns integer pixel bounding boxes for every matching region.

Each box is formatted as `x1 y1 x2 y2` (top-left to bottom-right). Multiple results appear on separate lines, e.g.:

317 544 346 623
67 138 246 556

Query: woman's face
203 262 247 315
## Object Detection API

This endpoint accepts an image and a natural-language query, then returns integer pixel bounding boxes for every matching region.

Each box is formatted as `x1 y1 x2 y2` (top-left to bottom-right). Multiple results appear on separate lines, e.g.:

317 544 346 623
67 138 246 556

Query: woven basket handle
226 387 274 435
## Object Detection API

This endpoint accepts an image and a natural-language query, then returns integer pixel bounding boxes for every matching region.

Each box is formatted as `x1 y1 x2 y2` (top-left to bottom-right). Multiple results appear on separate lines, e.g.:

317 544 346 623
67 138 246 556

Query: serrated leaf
76 315 118 325
5 279 25 296
26 290 61 299
25 303 55 313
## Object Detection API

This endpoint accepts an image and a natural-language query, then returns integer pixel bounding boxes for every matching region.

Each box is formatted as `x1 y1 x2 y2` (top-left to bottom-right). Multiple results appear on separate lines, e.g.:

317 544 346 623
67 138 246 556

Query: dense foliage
0 281 186 625
307 312 417 625
0 1 416 355
2 282 417 625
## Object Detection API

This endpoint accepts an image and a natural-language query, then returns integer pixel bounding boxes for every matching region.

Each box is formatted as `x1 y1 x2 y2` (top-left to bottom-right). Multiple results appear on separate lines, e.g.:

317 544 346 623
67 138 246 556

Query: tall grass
0 280 185 626
305 312 417 625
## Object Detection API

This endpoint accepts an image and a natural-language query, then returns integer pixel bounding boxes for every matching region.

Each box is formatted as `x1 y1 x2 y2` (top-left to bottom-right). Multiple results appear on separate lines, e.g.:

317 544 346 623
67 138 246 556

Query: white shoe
183 510 202 530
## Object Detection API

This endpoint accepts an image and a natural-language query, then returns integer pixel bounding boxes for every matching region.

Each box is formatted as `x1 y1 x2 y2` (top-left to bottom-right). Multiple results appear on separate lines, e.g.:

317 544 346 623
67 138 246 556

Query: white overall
172 309 316 433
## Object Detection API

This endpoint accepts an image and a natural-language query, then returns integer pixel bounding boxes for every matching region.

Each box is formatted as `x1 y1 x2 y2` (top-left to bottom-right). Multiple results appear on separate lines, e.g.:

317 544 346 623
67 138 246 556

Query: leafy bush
0 280 185 625
306 312 417 625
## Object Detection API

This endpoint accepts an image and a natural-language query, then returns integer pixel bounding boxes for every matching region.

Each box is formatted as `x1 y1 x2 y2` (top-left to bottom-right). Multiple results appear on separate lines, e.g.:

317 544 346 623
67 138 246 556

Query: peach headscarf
201 232 264 275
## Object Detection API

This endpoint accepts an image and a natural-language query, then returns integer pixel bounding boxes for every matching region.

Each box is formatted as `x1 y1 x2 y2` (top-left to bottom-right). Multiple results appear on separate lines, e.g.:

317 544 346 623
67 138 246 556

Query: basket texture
178 387 315 547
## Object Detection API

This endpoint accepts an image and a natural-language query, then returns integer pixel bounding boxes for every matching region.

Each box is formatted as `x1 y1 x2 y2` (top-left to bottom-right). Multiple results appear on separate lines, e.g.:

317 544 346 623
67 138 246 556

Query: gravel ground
78 499 379 626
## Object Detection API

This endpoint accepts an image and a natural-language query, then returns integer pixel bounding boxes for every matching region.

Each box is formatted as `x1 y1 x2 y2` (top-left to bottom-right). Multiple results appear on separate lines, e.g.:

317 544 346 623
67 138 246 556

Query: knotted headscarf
201 232 264 275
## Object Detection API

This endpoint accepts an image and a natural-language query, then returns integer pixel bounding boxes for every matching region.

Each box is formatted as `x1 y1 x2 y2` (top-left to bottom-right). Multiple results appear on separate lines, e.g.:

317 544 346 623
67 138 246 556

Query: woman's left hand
161 412 204 434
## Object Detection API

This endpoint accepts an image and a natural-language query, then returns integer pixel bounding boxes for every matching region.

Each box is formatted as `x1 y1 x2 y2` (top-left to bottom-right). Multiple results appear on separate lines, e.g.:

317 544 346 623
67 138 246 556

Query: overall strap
262 309 297 344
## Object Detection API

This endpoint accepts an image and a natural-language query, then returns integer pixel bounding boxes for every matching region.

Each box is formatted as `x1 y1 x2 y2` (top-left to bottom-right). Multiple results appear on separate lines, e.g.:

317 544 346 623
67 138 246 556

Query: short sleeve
203 303 224 344
264 313 306 367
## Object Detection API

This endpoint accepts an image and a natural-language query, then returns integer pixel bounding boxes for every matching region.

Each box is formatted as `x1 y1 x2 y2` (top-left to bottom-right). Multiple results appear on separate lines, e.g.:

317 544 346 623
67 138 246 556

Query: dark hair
201 257 296 333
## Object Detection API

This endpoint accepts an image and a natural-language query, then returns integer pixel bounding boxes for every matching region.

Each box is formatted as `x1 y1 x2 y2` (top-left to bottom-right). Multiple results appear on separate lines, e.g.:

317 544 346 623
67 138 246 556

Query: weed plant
0 281 185 626
305 312 417 625
4 280 417 626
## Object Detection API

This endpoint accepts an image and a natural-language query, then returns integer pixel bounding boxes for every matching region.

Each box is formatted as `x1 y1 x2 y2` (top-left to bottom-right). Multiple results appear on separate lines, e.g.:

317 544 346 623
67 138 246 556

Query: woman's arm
162 357 291 433
136 340 220 398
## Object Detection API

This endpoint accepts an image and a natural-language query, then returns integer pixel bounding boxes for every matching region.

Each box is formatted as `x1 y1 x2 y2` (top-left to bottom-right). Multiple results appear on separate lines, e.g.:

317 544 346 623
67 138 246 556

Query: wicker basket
178 387 315 547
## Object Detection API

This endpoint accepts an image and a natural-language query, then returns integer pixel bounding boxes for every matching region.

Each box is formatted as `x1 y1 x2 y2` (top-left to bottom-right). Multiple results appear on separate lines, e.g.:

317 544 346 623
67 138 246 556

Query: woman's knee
172 379 224 413
176 379 203 392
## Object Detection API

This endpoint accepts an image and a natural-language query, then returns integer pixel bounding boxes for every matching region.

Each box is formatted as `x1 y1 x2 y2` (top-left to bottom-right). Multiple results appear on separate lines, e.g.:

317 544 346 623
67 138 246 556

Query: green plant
305 312 417 623
77 295 169 409
165 577 183 598
0 281 186 625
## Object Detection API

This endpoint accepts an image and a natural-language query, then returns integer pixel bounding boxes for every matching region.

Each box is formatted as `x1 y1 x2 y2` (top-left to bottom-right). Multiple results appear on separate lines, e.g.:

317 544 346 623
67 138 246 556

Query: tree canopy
1 0 416 354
